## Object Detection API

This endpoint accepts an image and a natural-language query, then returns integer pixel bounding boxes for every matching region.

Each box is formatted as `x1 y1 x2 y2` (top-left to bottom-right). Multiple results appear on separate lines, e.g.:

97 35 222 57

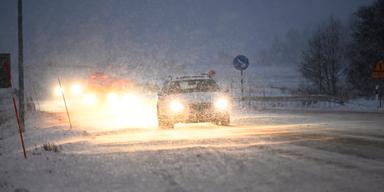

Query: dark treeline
299 0 384 97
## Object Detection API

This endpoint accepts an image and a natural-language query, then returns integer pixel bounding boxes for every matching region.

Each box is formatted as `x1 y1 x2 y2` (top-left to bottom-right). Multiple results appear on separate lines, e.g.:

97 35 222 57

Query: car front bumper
163 103 229 123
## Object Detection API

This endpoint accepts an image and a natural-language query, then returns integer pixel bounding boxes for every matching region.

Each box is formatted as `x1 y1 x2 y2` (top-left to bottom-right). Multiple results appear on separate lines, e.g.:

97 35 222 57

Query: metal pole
32 86 40 111
18 0 25 131
379 80 384 109
241 70 244 101
379 84 382 108
58 78 72 129
248 82 251 107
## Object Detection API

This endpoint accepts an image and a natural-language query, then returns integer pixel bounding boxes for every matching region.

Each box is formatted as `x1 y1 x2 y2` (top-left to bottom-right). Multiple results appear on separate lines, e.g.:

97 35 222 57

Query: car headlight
71 83 83 96
122 93 138 104
54 86 64 96
214 97 229 110
169 100 184 113
83 93 97 105
107 92 119 105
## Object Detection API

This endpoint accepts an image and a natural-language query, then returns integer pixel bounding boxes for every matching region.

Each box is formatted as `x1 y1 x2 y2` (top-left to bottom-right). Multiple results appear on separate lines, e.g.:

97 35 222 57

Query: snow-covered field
1 101 384 191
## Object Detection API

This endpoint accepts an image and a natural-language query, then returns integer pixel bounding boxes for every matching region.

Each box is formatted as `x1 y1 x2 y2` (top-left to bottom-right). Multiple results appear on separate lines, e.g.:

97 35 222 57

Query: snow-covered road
1 110 384 192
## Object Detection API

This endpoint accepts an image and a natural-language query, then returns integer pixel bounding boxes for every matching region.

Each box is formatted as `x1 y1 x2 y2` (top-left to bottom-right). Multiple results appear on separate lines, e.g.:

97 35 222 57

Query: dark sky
0 0 375 85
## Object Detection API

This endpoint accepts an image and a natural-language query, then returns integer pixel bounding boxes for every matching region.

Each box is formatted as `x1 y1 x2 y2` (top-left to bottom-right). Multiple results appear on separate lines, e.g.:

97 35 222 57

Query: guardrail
237 95 345 110
244 95 343 104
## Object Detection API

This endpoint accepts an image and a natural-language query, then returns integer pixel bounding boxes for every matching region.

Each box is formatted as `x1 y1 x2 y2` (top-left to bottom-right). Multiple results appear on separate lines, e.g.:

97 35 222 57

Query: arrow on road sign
233 55 249 71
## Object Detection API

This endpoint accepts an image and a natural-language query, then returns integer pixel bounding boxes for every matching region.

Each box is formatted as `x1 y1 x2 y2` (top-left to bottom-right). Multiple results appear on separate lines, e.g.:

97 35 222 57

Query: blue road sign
233 55 249 71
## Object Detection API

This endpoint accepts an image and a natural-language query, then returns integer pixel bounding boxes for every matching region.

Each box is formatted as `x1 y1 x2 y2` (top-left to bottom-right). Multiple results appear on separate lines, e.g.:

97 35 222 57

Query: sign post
375 85 380 108
372 60 384 109
0 54 12 88
18 0 25 131
233 55 249 102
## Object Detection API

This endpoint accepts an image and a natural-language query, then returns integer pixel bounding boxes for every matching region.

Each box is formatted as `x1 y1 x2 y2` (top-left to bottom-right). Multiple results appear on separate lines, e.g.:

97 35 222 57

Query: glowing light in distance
83 93 97 105
54 86 64 96
71 83 83 96
214 98 229 110
107 92 119 105
170 100 184 113
122 93 139 106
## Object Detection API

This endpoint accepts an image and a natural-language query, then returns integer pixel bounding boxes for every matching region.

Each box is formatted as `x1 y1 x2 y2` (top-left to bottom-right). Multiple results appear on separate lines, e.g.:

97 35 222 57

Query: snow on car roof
174 74 211 81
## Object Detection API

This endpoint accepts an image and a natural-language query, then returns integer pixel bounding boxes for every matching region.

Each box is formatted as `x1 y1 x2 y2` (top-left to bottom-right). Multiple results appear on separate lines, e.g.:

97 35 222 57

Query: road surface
1 110 384 192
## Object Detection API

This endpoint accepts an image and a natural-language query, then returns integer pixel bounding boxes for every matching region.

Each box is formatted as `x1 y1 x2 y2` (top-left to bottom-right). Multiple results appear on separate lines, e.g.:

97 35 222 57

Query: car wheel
221 115 230 126
216 114 230 126
157 105 174 129
158 118 174 129
213 115 230 126
213 119 221 126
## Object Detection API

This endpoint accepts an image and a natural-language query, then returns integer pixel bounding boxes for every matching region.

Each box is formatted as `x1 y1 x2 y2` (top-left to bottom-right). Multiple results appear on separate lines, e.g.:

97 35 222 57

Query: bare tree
300 17 345 96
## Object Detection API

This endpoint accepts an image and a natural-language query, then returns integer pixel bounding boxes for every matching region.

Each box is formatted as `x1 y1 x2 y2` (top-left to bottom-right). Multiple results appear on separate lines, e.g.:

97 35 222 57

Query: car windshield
168 79 220 94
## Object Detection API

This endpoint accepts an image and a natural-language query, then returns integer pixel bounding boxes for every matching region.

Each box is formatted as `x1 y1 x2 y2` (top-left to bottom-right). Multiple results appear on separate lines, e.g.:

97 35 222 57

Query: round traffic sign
233 55 249 71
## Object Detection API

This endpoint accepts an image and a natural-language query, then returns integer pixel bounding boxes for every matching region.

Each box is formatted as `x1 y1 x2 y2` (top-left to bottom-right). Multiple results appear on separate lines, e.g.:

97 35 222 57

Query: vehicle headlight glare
54 86 64 96
170 100 184 113
123 93 138 104
71 84 83 96
107 92 119 105
83 93 97 105
215 98 229 110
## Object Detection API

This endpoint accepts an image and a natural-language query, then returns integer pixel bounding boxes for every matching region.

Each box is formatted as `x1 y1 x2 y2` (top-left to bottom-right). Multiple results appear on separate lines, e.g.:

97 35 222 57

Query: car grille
189 103 212 112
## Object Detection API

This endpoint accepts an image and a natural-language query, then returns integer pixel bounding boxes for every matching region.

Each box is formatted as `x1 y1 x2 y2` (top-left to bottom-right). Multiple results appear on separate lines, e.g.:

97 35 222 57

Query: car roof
172 75 211 81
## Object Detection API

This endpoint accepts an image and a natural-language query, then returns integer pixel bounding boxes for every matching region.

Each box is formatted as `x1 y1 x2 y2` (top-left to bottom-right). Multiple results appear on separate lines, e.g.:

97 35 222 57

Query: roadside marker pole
58 77 72 129
12 96 27 159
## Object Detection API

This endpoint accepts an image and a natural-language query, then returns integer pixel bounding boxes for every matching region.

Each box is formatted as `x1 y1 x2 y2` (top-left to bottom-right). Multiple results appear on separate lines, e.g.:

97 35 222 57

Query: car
81 72 137 106
157 74 231 129
53 72 138 107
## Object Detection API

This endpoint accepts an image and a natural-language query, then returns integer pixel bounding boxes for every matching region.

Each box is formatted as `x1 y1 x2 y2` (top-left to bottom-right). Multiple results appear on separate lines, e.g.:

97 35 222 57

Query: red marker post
12 96 27 159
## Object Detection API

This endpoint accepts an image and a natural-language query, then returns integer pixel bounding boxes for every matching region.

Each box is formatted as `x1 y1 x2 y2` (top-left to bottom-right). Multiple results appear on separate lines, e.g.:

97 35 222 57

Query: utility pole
18 0 25 131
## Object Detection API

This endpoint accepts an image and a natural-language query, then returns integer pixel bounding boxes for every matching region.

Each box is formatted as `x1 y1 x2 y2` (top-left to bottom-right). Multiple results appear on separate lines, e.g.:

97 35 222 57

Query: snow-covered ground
1 101 384 192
